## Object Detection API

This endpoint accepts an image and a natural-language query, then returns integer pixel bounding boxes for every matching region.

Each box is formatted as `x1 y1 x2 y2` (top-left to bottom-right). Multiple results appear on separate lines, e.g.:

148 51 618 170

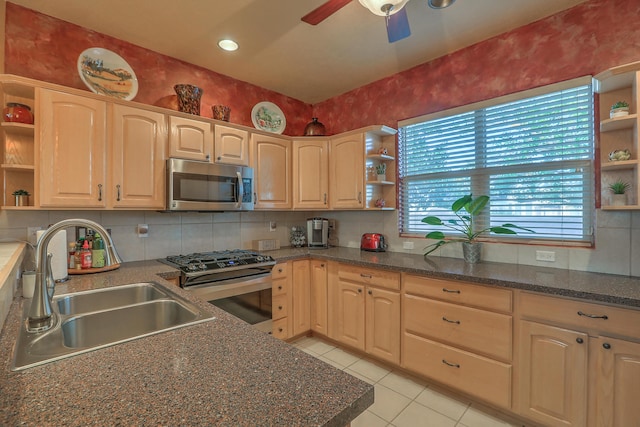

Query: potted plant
422 194 534 263
610 101 630 118
608 179 631 206
12 189 30 206
375 163 387 181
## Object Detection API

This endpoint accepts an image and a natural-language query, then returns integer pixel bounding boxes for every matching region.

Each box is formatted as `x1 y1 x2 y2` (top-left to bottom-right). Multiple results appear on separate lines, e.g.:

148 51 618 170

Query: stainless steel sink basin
12 282 215 371
57 282 167 315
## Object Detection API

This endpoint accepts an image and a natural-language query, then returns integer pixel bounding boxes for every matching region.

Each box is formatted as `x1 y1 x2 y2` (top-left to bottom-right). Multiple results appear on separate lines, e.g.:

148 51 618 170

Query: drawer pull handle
360 274 372 278
278 306 283 310
278 285 282 290
442 359 460 368
442 317 460 325
358 288 363 293
368 290 373 295
442 288 460 294
603 343 611 350
278 328 283 332
576 338 584 344
98 183 103 201
577 311 608 320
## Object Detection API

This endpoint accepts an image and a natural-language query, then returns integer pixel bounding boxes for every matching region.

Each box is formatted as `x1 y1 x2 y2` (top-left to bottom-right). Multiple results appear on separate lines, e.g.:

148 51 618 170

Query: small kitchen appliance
307 217 329 248
360 233 387 252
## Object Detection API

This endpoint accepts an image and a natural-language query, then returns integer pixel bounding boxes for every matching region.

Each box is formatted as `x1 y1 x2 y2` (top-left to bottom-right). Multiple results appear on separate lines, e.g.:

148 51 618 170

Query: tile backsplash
1 208 638 277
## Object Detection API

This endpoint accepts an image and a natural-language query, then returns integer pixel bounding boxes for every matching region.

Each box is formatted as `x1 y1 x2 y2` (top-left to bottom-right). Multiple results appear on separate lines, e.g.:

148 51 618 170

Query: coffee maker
307 217 329 248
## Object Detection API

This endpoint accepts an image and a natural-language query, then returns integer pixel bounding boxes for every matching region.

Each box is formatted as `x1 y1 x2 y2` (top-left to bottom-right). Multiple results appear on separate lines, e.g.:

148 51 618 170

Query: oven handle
187 272 273 302
236 171 244 208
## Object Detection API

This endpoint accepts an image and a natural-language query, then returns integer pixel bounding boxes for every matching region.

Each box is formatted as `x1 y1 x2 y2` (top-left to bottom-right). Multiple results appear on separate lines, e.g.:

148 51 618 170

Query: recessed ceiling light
428 0 455 8
218 39 239 52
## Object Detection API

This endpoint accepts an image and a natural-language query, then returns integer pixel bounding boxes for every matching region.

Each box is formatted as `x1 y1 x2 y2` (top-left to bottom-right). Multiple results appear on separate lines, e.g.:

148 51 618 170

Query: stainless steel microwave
166 158 253 211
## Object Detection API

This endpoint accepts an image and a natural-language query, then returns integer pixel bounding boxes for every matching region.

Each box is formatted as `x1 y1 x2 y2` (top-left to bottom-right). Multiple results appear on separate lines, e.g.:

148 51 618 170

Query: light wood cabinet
110 104 166 209
591 336 640 427
292 139 329 209
363 126 397 210
214 124 249 166
39 89 107 208
330 134 364 209
250 133 292 209
291 259 311 336
516 291 640 427
518 320 588 427
168 115 213 162
402 273 513 408
310 259 328 335
595 62 640 209
271 262 291 340
328 262 400 364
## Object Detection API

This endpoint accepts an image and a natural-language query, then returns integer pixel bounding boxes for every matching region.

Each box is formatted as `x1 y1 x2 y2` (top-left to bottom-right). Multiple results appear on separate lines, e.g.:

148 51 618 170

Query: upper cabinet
330 134 365 209
214 124 249 166
110 104 167 209
168 115 213 162
364 126 397 210
292 138 329 209
39 89 107 208
595 61 640 209
251 133 292 209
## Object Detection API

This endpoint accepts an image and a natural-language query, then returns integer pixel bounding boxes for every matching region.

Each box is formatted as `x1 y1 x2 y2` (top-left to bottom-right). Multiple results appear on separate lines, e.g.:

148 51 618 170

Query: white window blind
398 79 594 244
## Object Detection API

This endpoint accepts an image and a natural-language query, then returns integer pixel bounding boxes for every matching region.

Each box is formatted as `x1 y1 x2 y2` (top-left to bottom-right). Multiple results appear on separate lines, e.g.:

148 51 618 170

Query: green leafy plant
422 194 534 255
12 189 30 196
608 179 630 194
611 101 629 110
375 163 386 175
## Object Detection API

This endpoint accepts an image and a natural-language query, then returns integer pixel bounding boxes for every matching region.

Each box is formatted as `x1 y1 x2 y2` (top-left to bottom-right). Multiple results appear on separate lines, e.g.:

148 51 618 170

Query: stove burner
162 249 276 277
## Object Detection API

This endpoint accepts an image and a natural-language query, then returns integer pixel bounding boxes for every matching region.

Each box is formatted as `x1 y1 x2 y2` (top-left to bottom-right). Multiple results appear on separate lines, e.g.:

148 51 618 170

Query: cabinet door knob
320 263 325 267
603 342 611 350
577 311 608 320
442 288 461 294
278 328 283 332
278 285 282 290
442 317 461 325
217 156 222 161
278 305 283 310
278 268 283 273
442 359 460 368
368 290 372 295
358 288 362 293
576 338 584 344
206 154 211 160
97 183 103 201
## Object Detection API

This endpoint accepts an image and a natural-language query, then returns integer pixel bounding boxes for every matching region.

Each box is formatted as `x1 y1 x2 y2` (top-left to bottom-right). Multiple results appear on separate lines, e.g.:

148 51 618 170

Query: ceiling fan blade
302 0 353 25
386 7 411 43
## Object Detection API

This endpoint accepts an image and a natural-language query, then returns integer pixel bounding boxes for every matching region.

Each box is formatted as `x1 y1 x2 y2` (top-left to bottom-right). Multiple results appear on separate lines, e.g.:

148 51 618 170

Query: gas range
160 249 276 287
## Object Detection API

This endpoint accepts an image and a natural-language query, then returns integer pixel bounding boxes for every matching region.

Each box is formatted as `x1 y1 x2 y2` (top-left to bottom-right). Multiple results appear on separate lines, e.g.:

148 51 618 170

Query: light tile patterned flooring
292 336 528 427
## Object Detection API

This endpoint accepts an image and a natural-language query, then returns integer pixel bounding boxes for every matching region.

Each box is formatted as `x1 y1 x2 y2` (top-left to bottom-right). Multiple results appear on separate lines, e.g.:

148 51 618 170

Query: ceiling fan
301 0 456 43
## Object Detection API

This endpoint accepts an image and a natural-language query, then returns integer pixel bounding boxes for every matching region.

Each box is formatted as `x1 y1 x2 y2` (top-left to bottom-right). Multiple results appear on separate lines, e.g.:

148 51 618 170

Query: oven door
188 273 273 332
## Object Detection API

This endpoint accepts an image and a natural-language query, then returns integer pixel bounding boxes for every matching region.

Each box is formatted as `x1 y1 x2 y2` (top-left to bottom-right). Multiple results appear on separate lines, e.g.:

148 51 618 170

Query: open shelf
600 114 638 132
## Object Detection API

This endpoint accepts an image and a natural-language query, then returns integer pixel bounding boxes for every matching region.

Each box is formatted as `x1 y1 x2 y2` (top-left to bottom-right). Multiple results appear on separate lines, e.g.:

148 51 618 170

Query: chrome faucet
27 219 122 333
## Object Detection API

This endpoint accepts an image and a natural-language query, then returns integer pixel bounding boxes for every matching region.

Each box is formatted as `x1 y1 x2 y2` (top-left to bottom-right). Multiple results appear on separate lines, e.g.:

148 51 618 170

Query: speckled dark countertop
268 247 640 308
0 259 372 426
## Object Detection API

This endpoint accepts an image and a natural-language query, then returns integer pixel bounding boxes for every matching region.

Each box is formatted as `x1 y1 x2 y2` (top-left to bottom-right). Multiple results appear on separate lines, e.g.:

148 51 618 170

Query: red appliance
360 233 387 252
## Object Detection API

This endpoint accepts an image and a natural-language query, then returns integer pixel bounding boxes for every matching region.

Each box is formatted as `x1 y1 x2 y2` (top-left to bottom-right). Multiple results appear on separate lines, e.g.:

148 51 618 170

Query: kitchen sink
12 282 216 371
56 282 167 315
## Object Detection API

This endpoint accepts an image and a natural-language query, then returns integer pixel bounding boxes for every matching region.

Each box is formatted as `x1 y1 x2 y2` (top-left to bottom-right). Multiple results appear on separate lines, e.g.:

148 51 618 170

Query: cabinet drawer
404 294 512 362
338 263 400 290
519 292 640 340
272 317 289 340
272 263 289 279
272 294 288 320
403 332 511 409
404 274 512 313
272 278 288 296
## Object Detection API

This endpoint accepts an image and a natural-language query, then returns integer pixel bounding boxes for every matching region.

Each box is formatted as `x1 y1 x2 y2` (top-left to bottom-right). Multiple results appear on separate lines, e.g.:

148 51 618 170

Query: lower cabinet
271 262 291 340
516 291 640 427
310 259 328 335
291 259 311 336
401 274 513 409
328 262 400 364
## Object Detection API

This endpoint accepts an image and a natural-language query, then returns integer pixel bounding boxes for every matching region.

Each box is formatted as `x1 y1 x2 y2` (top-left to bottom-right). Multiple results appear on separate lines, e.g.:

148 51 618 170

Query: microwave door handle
236 171 243 208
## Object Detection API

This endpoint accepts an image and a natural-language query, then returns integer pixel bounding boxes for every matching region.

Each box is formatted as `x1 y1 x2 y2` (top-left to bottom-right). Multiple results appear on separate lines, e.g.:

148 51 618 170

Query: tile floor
292 336 530 427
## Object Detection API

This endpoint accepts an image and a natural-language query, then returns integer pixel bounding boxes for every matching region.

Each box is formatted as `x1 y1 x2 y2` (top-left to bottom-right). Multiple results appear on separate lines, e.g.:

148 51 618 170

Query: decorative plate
77 48 138 101
251 102 286 134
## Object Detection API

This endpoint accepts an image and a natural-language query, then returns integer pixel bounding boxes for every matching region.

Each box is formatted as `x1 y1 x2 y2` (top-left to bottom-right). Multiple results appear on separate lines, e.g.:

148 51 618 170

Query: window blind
398 80 594 243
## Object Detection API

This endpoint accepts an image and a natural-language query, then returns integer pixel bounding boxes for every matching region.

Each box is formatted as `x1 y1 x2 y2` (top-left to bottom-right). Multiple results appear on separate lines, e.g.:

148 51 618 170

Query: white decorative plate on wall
251 102 286 134
77 47 138 100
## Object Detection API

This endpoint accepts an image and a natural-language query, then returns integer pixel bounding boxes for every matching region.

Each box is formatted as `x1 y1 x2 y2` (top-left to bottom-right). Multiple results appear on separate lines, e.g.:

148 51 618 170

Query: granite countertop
268 247 640 308
0 258 372 426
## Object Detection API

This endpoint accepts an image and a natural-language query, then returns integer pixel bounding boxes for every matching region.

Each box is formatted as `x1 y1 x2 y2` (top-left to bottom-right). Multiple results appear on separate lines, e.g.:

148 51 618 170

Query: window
398 77 594 245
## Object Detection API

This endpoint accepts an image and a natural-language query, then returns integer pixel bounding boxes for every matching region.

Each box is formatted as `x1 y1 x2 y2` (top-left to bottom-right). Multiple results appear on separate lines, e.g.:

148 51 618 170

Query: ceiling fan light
428 0 455 9
358 0 410 16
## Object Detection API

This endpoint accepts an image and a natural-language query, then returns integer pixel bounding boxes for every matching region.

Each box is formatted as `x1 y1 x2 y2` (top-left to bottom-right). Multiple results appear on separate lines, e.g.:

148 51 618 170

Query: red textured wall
4 3 312 136
313 0 640 133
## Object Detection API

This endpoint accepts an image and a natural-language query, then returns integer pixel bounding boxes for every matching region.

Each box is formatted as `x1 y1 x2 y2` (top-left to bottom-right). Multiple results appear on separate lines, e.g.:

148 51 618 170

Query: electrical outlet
27 226 42 244
536 250 556 262
403 241 415 250
137 224 149 238
269 221 277 232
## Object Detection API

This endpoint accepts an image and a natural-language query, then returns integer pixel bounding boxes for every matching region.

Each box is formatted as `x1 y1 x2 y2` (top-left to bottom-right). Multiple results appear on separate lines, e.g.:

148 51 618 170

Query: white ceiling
8 0 588 104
